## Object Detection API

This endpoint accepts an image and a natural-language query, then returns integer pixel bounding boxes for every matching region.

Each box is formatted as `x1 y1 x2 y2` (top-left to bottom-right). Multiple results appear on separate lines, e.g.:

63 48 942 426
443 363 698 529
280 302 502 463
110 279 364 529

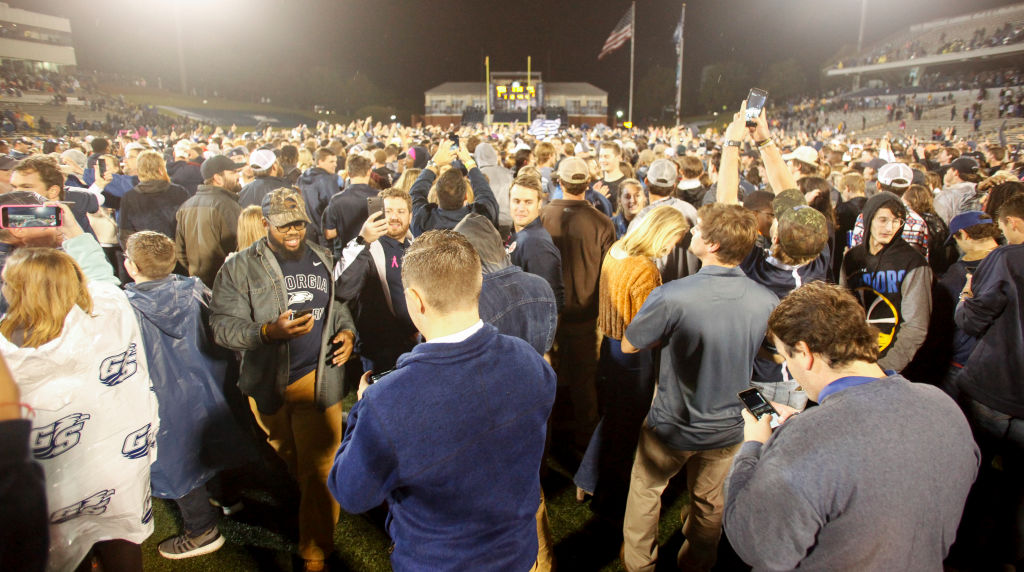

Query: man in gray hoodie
474 142 513 237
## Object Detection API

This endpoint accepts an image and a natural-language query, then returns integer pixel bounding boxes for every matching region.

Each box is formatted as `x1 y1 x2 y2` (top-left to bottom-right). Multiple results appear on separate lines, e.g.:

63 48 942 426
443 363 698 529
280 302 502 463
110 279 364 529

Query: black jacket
119 180 190 248
167 160 204 196
238 175 291 209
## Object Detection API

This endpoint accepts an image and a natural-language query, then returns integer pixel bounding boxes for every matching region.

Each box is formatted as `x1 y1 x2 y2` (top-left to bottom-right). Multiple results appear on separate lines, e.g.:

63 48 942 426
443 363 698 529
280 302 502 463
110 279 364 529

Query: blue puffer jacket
125 274 254 499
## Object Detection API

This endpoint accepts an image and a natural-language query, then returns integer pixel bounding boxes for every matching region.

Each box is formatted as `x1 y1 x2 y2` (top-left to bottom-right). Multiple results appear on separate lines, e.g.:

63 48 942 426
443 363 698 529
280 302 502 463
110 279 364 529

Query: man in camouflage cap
210 186 357 569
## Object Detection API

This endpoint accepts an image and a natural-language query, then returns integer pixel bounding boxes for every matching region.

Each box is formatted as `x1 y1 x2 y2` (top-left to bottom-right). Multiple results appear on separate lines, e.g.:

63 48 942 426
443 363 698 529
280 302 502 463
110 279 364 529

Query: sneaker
157 527 225 559
209 497 245 516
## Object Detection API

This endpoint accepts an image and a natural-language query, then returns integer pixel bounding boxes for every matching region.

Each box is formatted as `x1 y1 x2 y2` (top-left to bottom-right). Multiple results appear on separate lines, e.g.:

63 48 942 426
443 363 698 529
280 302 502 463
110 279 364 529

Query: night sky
12 0 1023 114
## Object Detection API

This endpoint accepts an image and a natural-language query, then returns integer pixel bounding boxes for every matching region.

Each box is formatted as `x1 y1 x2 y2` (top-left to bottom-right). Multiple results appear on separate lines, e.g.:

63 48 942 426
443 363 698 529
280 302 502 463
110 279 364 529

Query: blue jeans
962 397 1024 564
574 337 654 518
750 379 808 410
175 485 218 536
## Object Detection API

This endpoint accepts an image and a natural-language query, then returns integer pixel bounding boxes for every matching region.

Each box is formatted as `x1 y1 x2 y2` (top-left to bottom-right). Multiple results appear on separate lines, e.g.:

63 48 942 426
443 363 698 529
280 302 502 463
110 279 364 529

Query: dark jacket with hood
167 160 204 196
175 184 242 287
118 179 190 248
125 275 253 498
296 167 338 247
409 167 499 236
239 175 290 209
841 192 933 372
454 213 558 355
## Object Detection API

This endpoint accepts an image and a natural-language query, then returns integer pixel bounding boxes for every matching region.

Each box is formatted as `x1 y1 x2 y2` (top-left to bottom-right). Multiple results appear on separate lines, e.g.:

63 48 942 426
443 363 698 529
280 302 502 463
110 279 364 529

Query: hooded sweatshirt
474 143 513 229
841 192 933 372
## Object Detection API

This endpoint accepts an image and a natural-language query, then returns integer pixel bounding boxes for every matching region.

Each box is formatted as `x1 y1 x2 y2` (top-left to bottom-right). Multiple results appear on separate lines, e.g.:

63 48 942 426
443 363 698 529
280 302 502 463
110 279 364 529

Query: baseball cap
646 159 678 187
949 157 980 176
777 205 828 260
200 155 246 180
877 162 913 189
249 149 277 171
946 211 992 245
867 157 888 171
782 145 818 166
557 157 589 184
261 187 311 228
772 189 807 219
226 146 248 161
60 149 86 171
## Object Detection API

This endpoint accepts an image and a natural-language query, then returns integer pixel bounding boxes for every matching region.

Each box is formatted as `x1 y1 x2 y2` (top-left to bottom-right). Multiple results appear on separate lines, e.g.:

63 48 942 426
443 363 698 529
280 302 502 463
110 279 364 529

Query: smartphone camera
745 88 768 127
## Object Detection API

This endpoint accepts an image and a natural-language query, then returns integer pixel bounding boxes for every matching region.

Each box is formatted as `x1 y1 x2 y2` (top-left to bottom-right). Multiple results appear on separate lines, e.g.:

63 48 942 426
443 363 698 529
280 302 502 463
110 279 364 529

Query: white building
0 2 76 72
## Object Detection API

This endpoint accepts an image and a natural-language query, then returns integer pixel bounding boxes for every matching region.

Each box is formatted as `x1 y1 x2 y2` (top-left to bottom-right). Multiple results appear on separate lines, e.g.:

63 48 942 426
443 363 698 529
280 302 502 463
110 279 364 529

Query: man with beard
211 187 356 571
175 155 245 287
335 188 418 373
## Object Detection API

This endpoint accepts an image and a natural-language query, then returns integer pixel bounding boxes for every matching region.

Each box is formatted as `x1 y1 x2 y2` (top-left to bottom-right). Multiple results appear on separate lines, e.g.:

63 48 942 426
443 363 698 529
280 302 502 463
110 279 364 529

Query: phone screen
367 196 384 218
0 205 63 228
745 88 768 124
738 388 777 420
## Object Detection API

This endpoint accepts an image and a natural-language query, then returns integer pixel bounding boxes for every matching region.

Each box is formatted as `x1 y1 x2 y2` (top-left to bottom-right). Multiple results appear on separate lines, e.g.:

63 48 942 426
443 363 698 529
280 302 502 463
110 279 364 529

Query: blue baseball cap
946 211 993 245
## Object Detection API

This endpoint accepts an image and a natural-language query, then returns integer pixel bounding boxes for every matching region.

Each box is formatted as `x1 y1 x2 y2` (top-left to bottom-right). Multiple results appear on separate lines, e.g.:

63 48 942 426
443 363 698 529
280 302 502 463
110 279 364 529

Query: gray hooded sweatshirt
474 143 513 229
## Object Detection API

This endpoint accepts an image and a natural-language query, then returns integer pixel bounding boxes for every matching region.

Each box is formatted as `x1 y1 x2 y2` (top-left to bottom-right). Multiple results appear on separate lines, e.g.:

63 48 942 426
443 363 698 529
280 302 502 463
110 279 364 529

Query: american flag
597 6 633 60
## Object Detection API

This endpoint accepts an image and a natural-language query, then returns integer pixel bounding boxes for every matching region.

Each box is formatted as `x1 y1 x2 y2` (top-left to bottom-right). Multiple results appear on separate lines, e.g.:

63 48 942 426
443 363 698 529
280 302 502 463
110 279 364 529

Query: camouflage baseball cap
772 188 806 219
777 205 828 260
261 187 311 227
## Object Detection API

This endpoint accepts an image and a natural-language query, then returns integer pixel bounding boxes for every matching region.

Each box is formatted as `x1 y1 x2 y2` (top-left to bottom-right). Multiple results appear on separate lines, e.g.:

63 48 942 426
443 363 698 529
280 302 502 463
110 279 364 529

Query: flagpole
674 4 685 126
628 1 636 124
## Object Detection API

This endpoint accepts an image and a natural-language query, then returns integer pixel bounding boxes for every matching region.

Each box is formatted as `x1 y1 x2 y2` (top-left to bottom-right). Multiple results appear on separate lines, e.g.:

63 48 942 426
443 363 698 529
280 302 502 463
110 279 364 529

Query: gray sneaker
157 527 225 559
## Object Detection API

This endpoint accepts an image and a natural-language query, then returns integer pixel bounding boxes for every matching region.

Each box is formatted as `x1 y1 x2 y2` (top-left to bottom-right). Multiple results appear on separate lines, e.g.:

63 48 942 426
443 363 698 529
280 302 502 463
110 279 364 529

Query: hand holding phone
745 88 768 127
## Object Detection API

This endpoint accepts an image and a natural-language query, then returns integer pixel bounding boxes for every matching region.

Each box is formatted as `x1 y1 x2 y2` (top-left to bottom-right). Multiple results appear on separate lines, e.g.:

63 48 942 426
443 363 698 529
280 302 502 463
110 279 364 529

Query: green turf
139 454 694 571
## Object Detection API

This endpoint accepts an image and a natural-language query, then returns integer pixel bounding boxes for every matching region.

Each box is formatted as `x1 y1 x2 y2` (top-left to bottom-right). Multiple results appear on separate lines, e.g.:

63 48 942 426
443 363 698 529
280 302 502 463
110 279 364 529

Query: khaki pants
532 489 554 571
621 423 740 572
251 370 342 562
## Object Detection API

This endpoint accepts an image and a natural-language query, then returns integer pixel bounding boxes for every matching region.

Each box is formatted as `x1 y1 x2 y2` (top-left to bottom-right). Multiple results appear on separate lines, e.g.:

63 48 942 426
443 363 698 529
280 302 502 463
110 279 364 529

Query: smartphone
738 388 778 421
0 205 63 228
367 196 384 218
291 308 313 319
745 88 768 127
368 369 394 385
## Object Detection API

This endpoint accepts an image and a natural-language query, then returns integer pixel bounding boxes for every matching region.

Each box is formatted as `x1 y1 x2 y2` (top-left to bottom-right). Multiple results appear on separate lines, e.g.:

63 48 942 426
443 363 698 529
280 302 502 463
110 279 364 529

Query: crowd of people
0 94 1022 572
834 19 1024 69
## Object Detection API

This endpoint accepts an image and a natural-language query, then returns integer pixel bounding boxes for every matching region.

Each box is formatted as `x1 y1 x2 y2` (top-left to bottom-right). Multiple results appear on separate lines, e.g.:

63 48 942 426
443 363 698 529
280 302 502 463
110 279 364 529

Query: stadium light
616 110 624 118
390 114 396 121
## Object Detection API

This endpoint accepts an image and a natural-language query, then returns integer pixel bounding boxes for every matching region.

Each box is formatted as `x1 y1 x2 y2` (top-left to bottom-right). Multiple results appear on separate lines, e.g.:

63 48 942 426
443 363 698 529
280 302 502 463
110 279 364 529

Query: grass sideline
106 84 315 121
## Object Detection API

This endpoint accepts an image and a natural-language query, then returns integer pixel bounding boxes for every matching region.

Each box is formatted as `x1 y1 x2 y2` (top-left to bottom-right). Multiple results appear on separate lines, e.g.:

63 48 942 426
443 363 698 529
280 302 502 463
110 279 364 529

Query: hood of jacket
134 179 172 194
454 213 510 273
474 143 500 168
861 191 908 255
125 275 202 340
298 167 331 186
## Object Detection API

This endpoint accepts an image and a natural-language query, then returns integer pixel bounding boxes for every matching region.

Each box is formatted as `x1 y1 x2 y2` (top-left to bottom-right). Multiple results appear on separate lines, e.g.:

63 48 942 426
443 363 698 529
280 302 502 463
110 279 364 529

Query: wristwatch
355 235 366 246
725 140 742 148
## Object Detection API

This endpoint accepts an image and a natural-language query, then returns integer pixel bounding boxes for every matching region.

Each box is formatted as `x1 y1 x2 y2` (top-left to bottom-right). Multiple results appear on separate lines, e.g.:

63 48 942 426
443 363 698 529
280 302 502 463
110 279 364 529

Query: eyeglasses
874 217 903 228
276 221 307 232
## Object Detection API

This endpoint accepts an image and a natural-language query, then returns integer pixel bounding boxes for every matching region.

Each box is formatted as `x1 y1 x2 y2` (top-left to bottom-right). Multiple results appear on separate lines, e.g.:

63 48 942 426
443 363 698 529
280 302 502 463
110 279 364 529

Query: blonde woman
0 215 158 571
235 205 267 252
574 205 689 517
394 168 421 193
118 149 190 249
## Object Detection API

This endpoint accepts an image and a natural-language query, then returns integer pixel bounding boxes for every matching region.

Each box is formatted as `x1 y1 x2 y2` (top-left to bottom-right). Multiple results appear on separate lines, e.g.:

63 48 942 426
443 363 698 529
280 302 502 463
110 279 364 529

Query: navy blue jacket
329 324 555 571
509 217 564 312
409 168 498 236
955 244 1024 417
296 167 338 246
118 180 189 248
322 182 376 259
125 275 254 498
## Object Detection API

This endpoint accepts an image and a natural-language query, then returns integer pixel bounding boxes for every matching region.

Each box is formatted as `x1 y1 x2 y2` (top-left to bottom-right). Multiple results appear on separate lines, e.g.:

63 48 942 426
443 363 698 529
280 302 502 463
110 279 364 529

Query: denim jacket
210 237 356 413
479 265 558 355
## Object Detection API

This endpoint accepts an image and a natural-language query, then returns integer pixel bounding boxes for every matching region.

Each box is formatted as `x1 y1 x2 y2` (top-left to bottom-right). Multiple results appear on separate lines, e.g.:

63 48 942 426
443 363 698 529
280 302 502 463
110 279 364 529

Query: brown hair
435 168 469 210
985 181 1024 218
902 184 936 216
534 141 556 165
768 281 879 368
125 231 176 279
696 203 757 265
999 192 1024 222
137 149 170 183
346 154 371 177
236 205 266 251
678 155 704 180
512 172 544 202
314 147 335 164
12 155 65 197
0 248 93 348
401 229 482 314
842 172 865 196
380 187 413 212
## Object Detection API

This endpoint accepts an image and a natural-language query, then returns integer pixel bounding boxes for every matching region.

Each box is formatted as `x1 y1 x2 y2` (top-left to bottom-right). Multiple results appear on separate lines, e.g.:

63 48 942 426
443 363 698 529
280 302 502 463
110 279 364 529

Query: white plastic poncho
2 282 160 572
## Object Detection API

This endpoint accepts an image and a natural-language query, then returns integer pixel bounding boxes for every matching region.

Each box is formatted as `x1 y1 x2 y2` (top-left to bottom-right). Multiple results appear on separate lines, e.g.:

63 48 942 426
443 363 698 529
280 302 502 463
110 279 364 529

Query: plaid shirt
851 205 929 259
